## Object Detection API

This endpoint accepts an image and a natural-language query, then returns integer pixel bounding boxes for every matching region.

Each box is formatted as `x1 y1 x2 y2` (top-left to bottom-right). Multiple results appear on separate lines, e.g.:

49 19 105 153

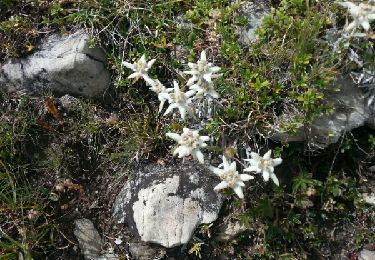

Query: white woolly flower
147 79 173 112
122 54 156 85
166 128 209 164
160 81 196 120
184 50 221 86
339 2 375 31
189 80 220 99
210 156 254 199
243 150 282 186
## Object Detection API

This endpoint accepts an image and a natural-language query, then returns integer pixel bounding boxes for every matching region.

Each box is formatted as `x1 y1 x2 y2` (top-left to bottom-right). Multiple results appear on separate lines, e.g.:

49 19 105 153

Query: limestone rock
216 221 248 242
112 163 223 248
359 249 375 260
271 76 368 149
0 31 110 98
74 219 103 260
128 242 166 260
236 0 271 44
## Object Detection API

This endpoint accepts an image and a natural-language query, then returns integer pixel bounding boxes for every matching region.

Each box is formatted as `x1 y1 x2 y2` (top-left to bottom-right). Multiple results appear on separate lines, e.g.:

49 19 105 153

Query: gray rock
128 242 166 260
216 221 248 242
271 76 368 149
236 0 271 44
359 249 375 260
113 163 223 248
0 31 110 98
96 253 119 260
74 219 103 259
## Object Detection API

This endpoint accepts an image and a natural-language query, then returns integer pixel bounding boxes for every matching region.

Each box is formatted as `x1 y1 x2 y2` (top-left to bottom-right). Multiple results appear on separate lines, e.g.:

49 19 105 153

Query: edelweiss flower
339 2 375 31
244 150 282 186
210 156 254 199
166 128 209 164
189 80 220 99
122 54 156 85
160 81 196 120
184 50 221 86
147 79 173 112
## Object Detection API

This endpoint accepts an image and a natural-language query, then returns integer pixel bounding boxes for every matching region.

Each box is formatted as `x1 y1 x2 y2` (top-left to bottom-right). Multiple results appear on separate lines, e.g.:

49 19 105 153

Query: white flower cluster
339 1 375 32
123 50 221 120
123 52 283 199
210 150 282 199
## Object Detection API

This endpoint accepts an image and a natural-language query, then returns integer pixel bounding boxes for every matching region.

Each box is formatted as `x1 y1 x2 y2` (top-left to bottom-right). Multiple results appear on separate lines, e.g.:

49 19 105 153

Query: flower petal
122 61 135 70
233 185 244 199
240 174 254 181
214 181 229 191
250 152 260 160
209 166 223 176
243 166 258 172
270 173 280 186
262 170 270 182
273 158 282 167
263 150 272 160
166 133 181 141
194 150 205 164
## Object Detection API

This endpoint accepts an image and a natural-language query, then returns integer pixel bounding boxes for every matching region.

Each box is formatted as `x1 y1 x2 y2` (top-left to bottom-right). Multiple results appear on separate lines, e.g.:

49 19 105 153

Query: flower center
180 132 199 148
135 60 147 73
221 170 239 187
259 158 272 171
197 60 209 73
173 92 186 103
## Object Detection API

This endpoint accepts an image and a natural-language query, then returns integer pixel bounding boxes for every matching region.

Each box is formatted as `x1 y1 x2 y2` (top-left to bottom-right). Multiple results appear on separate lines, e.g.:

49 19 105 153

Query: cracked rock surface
271 76 369 149
112 163 223 248
0 31 110 98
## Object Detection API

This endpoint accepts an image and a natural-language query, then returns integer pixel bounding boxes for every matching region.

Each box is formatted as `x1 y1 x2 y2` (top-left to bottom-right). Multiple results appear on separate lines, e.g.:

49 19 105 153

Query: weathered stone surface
216 221 248 242
112 163 223 248
128 242 166 260
271 77 368 149
359 249 375 260
74 219 103 260
0 31 110 98
236 0 271 44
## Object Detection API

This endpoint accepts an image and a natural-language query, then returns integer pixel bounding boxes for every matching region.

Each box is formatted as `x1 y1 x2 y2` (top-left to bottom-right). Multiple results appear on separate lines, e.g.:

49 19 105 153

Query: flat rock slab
74 219 103 259
271 76 368 149
112 163 223 248
0 31 110 98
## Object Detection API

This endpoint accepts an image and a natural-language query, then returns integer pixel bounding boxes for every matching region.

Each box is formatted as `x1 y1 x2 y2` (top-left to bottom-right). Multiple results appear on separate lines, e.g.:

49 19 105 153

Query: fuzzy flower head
147 79 173 113
339 2 375 31
122 54 156 85
160 81 196 120
184 50 221 86
210 156 254 199
244 150 282 186
189 80 220 99
166 128 209 164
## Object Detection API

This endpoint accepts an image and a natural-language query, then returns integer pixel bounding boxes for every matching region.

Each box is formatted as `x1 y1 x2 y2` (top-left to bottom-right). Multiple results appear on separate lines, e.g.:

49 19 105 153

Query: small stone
113 163 223 248
128 242 166 260
74 219 103 259
363 193 375 206
216 221 248 242
359 249 375 260
0 31 111 98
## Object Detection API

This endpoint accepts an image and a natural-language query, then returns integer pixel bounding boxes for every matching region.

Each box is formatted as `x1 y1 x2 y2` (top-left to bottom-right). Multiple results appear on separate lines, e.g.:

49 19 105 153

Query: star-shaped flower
122 54 156 85
210 156 254 199
184 50 221 86
166 128 209 164
189 80 220 99
147 79 173 112
160 81 196 120
339 2 375 31
243 150 282 186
